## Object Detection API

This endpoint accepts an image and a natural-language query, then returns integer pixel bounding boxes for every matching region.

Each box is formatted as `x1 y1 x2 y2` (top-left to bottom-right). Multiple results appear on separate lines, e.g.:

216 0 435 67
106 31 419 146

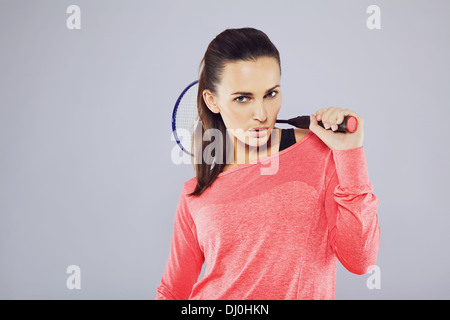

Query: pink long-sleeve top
156 131 380 300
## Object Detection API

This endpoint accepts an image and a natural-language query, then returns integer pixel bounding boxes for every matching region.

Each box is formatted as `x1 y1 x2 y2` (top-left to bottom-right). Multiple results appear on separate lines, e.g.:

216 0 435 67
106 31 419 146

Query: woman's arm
156 187 205 299
324 146 380 275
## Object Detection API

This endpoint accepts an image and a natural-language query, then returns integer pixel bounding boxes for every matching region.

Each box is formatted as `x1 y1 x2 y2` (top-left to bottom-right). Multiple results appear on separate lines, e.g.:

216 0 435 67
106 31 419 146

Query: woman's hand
309 107 364 151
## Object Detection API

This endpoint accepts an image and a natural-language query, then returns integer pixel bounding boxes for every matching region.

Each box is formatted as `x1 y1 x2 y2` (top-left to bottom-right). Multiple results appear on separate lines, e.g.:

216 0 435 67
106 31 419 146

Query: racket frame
171 80 199 156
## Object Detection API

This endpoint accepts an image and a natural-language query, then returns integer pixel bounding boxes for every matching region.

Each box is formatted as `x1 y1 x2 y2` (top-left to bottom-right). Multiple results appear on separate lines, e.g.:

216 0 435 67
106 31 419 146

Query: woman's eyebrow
230 84 280 96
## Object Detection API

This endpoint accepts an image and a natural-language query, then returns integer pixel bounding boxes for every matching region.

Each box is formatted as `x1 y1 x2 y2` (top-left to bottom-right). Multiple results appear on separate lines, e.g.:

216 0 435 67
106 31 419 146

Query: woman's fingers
316 107 355 131
315 108 328 122
316 107 338 130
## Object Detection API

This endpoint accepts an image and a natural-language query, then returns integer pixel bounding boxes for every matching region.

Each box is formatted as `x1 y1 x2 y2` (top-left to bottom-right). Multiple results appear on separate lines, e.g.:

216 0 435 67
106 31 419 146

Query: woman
156 27 380 300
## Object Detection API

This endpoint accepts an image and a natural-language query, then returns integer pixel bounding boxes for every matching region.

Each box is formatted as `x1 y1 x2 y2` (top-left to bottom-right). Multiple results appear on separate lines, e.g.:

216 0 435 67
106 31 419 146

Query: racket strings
173 81 223 170
174 83 200 155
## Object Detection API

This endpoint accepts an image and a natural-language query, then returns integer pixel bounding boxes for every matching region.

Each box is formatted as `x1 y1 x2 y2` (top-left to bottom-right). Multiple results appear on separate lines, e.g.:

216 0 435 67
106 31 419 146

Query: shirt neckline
217 130 314 178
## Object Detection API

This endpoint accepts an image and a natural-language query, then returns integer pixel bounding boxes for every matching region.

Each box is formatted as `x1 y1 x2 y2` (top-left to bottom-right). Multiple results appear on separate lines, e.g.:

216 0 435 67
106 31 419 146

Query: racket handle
276 115 358 133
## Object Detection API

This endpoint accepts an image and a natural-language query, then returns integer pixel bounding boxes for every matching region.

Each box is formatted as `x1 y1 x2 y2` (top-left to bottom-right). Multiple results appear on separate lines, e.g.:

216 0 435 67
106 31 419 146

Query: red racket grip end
345 116 358 133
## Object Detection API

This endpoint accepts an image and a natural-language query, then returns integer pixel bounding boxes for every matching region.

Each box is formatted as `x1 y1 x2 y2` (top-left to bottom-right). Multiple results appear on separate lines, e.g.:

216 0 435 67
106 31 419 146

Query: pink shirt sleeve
324 146 380 275
155 186 205 300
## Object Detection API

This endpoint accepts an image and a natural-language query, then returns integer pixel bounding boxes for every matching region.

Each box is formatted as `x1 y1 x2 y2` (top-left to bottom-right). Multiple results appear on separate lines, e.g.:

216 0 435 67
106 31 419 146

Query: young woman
156 27 380 300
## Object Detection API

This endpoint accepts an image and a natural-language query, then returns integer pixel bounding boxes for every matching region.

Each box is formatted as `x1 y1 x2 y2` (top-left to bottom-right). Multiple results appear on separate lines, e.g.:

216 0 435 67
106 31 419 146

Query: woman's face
203 56 282 148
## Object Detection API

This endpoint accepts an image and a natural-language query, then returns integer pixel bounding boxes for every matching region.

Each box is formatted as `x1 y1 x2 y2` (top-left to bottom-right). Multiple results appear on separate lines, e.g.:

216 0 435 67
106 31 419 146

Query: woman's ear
202 89 221 114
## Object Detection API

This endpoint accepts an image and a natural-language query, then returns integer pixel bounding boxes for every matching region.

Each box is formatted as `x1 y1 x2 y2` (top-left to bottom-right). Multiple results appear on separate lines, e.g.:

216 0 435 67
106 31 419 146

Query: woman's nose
253 101 267 122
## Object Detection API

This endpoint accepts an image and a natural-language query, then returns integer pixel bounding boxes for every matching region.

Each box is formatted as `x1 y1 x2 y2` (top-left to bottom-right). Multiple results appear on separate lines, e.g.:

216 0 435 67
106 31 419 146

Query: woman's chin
247 136 268 148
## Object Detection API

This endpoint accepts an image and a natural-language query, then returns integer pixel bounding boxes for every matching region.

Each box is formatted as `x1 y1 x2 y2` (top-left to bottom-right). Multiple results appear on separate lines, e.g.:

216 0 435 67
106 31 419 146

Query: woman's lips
248 128 269 138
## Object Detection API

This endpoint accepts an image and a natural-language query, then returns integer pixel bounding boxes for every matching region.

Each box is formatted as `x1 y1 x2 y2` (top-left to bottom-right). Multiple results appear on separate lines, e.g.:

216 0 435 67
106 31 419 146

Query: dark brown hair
187 27 281 197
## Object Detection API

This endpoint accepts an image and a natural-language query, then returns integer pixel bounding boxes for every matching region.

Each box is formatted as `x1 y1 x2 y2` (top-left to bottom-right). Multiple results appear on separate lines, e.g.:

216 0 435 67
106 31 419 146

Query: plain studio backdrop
1 0 449 299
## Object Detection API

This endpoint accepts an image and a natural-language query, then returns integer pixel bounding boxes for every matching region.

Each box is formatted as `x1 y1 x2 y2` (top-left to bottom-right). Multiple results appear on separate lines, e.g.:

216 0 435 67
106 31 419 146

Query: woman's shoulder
291 128 331 156
182 176 198 194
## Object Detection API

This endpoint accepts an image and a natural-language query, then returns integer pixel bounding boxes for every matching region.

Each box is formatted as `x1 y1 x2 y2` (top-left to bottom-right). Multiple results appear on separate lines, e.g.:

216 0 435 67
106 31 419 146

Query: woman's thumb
309 114 320 131
309 114 325 138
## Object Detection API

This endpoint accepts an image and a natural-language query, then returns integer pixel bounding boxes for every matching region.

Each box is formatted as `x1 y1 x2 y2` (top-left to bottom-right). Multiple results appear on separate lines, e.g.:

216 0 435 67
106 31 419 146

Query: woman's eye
235 96 248 103
266 91 278 98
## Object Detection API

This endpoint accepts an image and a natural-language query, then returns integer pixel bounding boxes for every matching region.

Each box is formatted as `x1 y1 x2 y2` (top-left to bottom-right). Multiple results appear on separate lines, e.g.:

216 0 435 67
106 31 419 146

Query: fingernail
317 114 321 121
324 123 330 129
331 124 338 131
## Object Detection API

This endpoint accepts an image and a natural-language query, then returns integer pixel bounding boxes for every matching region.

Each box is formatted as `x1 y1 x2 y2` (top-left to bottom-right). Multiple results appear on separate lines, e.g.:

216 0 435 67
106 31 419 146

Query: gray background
1 0 449 299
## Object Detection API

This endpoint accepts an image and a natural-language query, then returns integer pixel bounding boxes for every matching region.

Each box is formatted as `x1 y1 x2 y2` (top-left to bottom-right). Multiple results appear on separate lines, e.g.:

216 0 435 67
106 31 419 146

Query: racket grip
276 115 358 133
